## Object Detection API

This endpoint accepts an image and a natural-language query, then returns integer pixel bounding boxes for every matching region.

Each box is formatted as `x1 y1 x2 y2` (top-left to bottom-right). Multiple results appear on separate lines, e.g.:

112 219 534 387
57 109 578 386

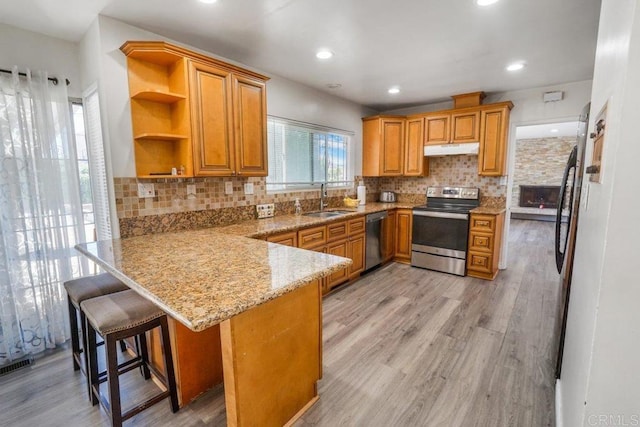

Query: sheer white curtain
0 67 87 365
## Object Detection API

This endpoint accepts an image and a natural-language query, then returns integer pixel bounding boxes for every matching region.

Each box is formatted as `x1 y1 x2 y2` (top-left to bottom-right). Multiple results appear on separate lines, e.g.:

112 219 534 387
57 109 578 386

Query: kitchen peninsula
75 228 351 426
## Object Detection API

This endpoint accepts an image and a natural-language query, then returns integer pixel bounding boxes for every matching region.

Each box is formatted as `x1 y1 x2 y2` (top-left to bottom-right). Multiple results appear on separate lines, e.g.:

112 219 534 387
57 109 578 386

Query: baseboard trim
555 379 563 427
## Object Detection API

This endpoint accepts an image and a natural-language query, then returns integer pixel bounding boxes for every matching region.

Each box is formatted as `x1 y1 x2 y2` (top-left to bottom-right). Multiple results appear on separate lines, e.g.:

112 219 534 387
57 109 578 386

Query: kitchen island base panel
221 280 322 427
147 320 224 407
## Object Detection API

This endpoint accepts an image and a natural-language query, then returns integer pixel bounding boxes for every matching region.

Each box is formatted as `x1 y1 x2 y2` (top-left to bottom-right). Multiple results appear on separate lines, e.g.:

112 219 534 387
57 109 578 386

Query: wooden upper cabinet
190 61 234 176
404 117 428 176
424 114 450 145
479 104 512 176
362 116 405 177
232 75 268 176
450 110 480 143
381 119 404 175
425 110 480 145
121 41 269 178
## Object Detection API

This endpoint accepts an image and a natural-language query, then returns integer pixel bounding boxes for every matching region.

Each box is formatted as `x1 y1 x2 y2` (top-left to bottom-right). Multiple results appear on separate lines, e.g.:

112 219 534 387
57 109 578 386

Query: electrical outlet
137 183 155 198
186 184 196 196
244 182 254 195
256 203 275 219
224 181 233 195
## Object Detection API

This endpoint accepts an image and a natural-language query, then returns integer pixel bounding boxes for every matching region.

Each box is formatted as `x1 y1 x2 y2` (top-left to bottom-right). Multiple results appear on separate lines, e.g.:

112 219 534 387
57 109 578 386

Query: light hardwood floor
0 219 559 426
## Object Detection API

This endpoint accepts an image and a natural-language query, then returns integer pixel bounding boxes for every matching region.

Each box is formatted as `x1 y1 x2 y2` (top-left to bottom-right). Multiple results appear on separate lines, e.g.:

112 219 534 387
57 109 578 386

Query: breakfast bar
75 228 352 426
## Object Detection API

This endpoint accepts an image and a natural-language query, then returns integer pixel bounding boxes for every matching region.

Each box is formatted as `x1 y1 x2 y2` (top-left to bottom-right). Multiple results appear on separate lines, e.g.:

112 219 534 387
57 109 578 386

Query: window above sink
266 116 354 193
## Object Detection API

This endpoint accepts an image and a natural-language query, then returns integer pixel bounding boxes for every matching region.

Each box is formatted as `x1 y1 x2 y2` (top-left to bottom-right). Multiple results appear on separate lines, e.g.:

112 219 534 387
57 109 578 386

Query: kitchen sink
303 210 353 218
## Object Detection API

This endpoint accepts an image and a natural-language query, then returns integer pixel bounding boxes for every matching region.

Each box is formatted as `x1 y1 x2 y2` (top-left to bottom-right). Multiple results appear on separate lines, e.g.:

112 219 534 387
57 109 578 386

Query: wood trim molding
120 40 270 82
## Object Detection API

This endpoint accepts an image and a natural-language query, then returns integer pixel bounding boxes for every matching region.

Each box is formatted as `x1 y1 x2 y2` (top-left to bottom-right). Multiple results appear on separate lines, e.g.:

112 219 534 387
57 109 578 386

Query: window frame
266 116 354 193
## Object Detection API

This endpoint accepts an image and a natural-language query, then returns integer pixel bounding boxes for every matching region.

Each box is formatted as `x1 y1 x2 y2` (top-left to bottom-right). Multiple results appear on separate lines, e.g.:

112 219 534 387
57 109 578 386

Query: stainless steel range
411 186 480 276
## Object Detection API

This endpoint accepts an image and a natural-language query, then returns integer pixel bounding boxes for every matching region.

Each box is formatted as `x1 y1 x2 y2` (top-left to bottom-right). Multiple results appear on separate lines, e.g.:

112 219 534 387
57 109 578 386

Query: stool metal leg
137 333 152 380
106 335 123 427
67 297 81 371
159 317 179 413
85 320 99 406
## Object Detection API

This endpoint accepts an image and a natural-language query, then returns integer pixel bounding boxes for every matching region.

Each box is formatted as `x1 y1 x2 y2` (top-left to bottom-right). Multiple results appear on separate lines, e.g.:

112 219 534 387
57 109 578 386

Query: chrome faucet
320 183 328 211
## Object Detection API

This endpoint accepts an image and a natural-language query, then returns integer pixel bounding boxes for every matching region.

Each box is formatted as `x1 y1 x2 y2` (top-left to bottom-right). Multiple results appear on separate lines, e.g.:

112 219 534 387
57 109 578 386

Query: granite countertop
76 229 351 332
218 202 417 238
471 206 507 215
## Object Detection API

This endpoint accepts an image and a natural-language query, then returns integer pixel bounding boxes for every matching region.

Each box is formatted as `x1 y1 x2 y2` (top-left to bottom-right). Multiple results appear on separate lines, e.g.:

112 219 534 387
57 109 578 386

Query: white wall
0 23 81 97
85 16 373 178
559 0 640 426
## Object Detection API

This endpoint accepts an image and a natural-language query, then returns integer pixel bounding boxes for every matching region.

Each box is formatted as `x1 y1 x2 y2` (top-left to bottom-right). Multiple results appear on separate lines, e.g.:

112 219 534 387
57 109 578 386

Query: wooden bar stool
81 289 179 427
64 273 130 393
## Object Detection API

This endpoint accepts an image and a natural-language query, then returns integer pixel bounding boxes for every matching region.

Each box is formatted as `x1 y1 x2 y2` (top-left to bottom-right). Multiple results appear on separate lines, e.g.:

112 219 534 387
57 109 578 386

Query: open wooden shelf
132 90 186 104
134 133 188 141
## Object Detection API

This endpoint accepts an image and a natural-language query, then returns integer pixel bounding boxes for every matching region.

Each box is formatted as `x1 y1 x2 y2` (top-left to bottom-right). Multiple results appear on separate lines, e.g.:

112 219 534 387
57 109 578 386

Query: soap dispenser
294 198 302 215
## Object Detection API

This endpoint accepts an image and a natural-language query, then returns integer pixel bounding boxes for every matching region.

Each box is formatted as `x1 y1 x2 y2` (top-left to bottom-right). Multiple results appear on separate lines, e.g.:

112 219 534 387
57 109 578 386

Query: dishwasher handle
366 211 388 223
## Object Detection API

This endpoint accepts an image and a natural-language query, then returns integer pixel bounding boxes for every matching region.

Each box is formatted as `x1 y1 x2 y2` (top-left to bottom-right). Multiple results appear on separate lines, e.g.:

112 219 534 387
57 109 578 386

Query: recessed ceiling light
550 129 559 133
476 0 499 6
326 83 342 89
316 50 333 59
199 0 218 3
506 62 525 72
388 87 400 94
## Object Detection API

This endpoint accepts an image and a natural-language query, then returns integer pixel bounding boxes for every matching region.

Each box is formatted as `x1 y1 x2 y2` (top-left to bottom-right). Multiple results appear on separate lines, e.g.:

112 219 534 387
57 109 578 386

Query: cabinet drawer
470 215 496 233
298 225 327 249
327 220 348 242
347 217 365 235
469 231 494 253
467 251 493 274
266 231 298 247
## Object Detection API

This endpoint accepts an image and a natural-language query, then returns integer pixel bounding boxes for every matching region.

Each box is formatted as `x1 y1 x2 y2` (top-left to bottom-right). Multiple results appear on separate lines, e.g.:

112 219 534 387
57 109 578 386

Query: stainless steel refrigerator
554 102 590 378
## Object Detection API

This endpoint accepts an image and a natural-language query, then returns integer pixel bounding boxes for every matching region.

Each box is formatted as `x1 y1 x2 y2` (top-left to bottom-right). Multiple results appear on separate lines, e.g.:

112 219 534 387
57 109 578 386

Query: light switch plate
186 184 196 196
256 203 275 219
244 183 254 195
137 183 155 198
224 181 233 195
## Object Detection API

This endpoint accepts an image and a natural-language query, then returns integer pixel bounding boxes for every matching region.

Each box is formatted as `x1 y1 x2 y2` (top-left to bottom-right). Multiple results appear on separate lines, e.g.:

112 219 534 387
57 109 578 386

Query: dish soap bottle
294 198 302 215
357 181 366 205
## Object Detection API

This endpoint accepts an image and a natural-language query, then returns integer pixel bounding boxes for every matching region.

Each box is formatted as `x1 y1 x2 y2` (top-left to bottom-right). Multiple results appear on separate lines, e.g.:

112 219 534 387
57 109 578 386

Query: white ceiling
0 0 601 111
516 121 580 139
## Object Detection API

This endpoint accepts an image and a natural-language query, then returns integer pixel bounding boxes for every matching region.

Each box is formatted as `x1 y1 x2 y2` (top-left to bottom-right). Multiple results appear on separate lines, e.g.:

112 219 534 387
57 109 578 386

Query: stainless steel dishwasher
365 211 388 270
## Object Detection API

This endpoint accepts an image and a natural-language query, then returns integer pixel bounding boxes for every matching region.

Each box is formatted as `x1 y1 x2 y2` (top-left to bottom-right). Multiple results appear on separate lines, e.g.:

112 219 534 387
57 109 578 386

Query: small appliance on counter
379 191 396 203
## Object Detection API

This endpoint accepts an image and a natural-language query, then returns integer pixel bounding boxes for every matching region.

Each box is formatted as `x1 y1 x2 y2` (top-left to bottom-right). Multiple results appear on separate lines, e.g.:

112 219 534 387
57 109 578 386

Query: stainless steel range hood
424 142 479 157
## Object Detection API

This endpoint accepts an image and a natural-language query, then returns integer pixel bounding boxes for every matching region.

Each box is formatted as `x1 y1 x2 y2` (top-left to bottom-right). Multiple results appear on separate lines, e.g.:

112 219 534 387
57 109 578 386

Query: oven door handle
412 211 469 220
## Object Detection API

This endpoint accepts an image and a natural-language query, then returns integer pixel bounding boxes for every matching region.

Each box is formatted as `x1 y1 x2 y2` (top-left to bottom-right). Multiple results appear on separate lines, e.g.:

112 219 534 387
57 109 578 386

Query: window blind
267 117 352 191
83 87 112 241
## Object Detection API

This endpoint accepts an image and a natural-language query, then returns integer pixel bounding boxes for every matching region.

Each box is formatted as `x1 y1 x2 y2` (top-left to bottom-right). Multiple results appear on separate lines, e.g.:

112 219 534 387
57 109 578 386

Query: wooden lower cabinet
394 209 413 263
383 210 396 262
347 233 365 279
326 239 349 289
467 211 505 280
266 231 297 247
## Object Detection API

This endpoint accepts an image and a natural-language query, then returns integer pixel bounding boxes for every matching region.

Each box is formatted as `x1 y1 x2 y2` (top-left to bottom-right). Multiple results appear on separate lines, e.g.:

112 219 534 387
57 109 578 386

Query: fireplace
519 185 561 209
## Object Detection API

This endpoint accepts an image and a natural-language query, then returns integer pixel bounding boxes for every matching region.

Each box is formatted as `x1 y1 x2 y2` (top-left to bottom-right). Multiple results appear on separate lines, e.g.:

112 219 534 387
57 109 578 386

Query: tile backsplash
115 155 507 237
362 155 507 207
115 176 356 237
